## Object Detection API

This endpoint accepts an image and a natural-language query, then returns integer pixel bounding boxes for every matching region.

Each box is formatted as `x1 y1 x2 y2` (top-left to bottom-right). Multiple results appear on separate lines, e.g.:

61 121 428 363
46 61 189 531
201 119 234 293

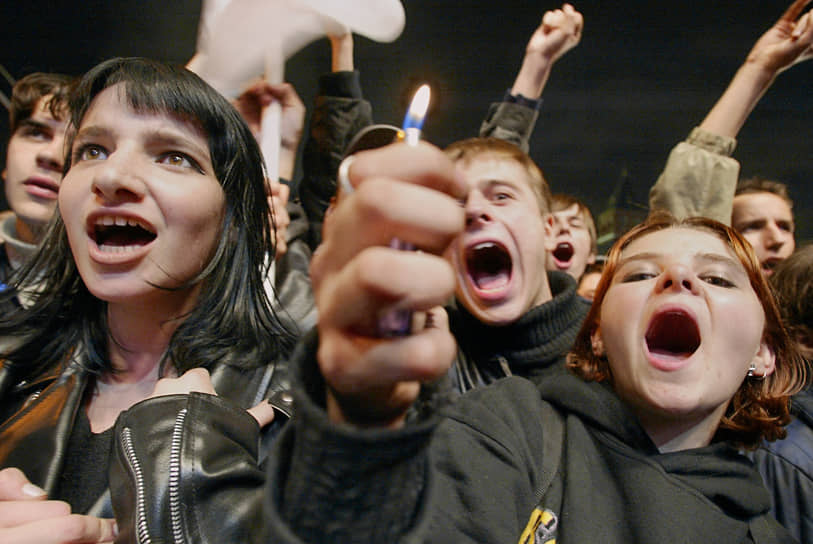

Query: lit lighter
376 84 431 337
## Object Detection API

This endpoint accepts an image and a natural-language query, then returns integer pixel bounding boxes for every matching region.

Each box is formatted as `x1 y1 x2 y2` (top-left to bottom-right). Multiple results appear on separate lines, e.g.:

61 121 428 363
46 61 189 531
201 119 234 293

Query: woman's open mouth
645 308 701 368
89 215 157 255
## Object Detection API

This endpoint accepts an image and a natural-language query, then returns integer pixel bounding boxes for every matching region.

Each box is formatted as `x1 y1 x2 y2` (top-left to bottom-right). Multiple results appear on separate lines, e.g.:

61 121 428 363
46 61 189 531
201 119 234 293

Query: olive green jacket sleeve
649 127 739 225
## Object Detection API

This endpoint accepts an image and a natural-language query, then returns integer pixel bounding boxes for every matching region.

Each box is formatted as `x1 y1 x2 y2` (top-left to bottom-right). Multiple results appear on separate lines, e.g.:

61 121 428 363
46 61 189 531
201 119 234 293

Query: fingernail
22 482 46 497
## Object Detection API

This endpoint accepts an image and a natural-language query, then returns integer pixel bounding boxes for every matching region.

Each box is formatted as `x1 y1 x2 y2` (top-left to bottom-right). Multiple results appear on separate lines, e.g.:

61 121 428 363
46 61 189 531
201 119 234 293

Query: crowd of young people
0 1 811 543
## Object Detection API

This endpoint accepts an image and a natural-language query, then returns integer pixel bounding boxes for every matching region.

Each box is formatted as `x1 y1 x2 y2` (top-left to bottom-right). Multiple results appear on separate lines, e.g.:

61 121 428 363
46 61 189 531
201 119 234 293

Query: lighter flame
408 84 431 120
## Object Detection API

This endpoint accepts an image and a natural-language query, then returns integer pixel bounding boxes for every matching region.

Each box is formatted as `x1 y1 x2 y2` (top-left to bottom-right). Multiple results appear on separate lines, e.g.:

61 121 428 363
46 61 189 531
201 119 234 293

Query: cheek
715 297 765 358
598 288 644 362
181 189 226 249
740 231 764 252
57 179 81 226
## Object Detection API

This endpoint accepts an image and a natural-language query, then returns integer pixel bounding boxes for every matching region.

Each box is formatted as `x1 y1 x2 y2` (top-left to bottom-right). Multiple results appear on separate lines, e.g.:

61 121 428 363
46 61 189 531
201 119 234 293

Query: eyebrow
144 129 210 161
479 179 522 191
617 251 742 270
16 119 52 132
74 126 210 162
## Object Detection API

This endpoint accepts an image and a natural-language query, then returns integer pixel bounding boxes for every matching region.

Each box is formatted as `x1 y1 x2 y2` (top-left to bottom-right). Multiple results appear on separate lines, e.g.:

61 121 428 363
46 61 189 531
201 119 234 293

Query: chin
462 296 524 326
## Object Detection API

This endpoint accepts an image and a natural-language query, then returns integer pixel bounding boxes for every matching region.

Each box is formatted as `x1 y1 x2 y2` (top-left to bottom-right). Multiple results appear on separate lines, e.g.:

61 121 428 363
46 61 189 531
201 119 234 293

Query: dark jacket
264 346 796 543
299 70 373 250
750 388 813 543
449 270 589 393
0 351 293 525
271 199 316 332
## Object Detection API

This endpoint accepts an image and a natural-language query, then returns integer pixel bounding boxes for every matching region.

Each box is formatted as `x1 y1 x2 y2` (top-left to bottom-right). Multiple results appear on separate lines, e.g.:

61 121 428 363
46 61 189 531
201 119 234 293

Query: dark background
2 1 811 241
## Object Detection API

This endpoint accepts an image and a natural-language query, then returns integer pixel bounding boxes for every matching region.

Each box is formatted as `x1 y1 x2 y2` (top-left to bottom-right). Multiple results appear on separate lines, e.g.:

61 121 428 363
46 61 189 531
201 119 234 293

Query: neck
15 216 42 245
638 403 728 453
105 288 199 377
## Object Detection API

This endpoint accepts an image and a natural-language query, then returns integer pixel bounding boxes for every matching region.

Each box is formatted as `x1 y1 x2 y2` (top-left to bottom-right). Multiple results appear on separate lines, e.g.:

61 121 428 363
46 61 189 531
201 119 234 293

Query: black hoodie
265 345 795 543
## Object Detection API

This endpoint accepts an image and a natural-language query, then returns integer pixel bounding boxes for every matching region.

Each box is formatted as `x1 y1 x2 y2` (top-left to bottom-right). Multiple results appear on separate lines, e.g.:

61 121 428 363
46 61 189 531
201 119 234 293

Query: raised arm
480 3 583 150
650 0 813 223
300 31 374 249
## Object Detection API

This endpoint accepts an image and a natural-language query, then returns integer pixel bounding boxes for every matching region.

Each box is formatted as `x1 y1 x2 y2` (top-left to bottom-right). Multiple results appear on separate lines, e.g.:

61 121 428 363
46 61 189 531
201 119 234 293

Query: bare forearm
698 61 776 139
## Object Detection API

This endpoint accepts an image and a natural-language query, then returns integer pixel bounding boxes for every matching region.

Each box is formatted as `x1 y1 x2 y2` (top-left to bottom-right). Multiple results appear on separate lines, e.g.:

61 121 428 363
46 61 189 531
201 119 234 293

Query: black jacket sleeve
109 393 267 544
299 70 373 249
264 333 549 543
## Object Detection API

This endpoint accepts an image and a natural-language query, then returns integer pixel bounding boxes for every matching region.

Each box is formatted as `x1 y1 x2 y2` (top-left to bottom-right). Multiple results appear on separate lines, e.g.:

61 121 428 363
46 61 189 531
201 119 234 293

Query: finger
314 179 464 281
319 248 456 335
2 514 117 543
781 0 812 23
246 400 276 427
150 368 216 398
0 500 70 528
345 142 467 200
268 196 291 229
319 321 456 393
0 468 46 501
792 10 813 38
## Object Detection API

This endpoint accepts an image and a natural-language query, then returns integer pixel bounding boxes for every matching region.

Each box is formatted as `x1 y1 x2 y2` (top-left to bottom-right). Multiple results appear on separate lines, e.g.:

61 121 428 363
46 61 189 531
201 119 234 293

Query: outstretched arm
511 3 583 100
300 31 374 248
650 0 813 223
700 0 812 138
480 3 583 150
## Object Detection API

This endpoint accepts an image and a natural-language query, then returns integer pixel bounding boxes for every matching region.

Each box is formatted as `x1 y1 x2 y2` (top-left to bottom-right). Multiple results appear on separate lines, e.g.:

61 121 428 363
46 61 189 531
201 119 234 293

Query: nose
654 263 700 295
763 223 786 251
91 151 146 203
36 134 65 174
464 191 492 227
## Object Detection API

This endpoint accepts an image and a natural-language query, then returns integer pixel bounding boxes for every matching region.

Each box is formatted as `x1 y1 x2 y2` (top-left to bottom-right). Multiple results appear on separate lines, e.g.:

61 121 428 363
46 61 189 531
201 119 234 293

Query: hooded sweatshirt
265 342 794 543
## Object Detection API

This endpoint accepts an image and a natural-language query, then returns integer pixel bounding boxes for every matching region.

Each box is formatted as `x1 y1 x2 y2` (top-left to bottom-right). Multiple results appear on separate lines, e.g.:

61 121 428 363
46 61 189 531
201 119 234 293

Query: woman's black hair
0 57 293 380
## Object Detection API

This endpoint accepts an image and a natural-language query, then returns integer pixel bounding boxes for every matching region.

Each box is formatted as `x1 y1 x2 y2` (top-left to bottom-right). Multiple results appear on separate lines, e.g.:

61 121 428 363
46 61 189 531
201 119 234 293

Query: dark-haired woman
0 57 294 543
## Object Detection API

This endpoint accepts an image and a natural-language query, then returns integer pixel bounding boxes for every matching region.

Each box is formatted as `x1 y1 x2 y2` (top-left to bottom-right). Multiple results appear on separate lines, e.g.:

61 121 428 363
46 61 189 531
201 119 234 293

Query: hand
233 81 305 180
268 179 291 260
0 468 117 543
511 4 583 99
525 3 583 64
233 81 306 146
149 368 217 399
746 0 813 75
310 142 467 428
148 369 275 427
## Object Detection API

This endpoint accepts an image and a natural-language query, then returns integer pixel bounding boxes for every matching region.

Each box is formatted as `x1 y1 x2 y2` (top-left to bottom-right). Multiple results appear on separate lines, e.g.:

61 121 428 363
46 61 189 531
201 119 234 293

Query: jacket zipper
121 427 151 544
169 408 188 544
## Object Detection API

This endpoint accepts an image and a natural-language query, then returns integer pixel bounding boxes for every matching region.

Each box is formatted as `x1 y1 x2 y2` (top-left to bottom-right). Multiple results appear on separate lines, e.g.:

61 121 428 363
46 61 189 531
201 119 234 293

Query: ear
543 213 556 252
590 328 605 358
750 342 776 378
587 252 596 265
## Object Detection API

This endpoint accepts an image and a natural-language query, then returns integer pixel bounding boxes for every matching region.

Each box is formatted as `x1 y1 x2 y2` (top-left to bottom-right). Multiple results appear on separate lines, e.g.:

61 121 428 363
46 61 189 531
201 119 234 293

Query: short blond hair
444 137 551 215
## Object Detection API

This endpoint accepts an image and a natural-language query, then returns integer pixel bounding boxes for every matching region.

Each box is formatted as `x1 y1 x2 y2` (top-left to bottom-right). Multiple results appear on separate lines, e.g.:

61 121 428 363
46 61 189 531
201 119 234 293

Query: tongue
472 269 510 291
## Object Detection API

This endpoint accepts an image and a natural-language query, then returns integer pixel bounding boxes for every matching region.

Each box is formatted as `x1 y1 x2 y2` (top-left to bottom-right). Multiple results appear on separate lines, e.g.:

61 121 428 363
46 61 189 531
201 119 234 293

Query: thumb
0 467 47 500
247 400 276 428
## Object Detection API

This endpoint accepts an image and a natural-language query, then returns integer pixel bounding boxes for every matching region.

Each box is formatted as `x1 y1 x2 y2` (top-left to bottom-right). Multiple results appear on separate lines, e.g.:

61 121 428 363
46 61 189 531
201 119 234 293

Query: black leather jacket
0 351 293 526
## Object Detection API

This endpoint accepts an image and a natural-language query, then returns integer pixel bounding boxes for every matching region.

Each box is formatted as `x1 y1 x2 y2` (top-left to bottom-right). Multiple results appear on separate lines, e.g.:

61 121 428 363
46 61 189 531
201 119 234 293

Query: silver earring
747 362 757 377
